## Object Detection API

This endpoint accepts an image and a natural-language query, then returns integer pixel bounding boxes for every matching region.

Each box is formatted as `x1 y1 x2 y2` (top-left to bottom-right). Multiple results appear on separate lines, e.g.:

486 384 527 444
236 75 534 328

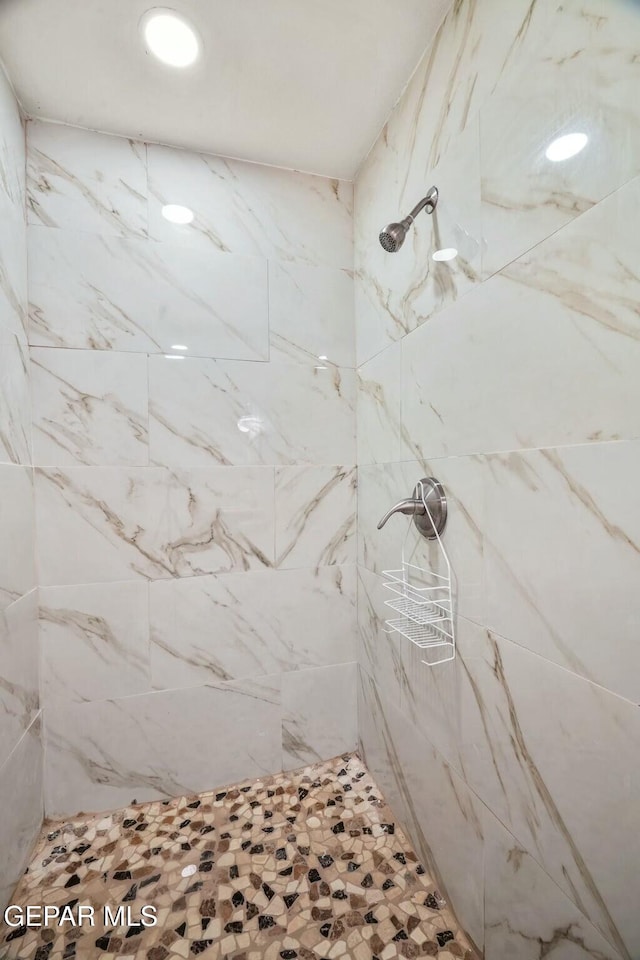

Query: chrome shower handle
376 478 448 540
377 498 426 530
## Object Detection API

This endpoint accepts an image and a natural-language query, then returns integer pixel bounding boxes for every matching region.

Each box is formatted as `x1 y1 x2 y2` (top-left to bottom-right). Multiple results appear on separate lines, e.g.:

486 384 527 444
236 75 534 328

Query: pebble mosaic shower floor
1 755 476 960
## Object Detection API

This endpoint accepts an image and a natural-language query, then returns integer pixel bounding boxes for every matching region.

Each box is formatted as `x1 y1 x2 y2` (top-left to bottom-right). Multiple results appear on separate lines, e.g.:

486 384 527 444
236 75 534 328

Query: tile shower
1 0 639 958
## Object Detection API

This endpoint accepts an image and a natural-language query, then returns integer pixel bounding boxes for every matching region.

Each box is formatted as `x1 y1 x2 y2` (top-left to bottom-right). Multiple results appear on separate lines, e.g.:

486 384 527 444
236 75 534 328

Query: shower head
379 218 412 253
379 186 438 253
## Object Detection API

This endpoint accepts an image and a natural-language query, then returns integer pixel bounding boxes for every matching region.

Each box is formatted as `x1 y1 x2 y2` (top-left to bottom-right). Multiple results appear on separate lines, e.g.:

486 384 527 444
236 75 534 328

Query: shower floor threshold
1 754 476 959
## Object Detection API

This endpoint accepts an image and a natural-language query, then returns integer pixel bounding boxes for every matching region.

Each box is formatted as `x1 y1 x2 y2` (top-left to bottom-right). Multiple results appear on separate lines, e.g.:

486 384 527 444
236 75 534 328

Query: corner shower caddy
381 478 455 666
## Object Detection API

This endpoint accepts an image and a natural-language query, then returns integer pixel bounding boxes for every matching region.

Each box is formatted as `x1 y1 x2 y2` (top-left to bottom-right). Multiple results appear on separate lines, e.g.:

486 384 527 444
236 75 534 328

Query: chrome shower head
379 186 439 253
379 218 412 253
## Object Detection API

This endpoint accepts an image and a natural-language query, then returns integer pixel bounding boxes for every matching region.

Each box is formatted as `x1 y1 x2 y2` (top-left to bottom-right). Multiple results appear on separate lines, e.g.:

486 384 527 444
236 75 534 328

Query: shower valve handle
376 478 448 541
376 498 425 530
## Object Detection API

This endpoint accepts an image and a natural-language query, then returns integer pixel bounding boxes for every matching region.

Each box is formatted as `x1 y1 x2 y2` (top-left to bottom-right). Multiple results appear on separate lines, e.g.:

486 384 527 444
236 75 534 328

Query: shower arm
405 186 439 224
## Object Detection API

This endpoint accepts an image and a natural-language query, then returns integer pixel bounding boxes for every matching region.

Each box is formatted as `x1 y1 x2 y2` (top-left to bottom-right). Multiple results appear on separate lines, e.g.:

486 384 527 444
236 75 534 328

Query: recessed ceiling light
164 354 185 359
142 9 200 68
432 247 458 262
318 355 328 361
162 203 194 224
545 132 588 162
171 344 188 351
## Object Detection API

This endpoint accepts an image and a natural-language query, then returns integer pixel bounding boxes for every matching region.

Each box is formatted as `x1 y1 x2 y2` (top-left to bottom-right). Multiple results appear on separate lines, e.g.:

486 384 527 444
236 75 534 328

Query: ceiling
0 0 451 180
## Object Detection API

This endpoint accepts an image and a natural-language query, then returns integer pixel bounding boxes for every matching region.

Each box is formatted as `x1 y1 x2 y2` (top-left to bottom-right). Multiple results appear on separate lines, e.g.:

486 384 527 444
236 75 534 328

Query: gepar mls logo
3 904 158 928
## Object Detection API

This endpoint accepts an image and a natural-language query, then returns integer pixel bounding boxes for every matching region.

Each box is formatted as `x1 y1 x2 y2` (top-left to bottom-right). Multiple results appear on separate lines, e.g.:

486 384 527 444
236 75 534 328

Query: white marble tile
40 581 150 706
147 143 353 269
0 590 38 768
357 461 408 576
44 677 282 817
356 668 408 824
149 356 355 467
28 226 269 360
274 465 356 568
0 717 43 911
484 441 640 704
35 466 171 585
484 810 623 960
355 0 552 225
166 466 275 577
27 122 147 238
0 328 31 465
282 662 357 771
0 214 28 343
402 176 640 458
0 68 26 220
357 669 485 952
269 261 354 368
0 464 35 611
481 0 640 277
31 347 148 466
150 565 356 689
35 465 275 585
457 621 640 958
357 565 409 709
357 341 402 465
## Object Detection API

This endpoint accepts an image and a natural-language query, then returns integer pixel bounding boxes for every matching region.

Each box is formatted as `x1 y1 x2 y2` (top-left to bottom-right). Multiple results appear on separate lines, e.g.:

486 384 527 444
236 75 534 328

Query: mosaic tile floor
1 754 476 960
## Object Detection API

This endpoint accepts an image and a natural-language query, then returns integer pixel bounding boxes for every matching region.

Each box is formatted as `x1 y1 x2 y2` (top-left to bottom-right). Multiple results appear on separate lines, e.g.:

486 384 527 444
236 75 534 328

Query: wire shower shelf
382 480 455 666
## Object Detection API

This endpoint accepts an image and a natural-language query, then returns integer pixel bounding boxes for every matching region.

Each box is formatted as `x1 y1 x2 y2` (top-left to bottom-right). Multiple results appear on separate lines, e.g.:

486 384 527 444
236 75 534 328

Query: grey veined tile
484 810 624 960
275 465 356 568
35 465 276 585
28 226 269 360
282 663 357 771
149 357 355 468
150 566 356 690
39 581 151 706
44 677 282 817
27 122 148 238
147 142 353 269
456 621 640 958
31 348 148 466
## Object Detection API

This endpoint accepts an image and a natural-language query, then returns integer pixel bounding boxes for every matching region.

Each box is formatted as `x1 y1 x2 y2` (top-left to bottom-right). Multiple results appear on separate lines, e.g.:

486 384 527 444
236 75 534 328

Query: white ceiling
0 0 451 179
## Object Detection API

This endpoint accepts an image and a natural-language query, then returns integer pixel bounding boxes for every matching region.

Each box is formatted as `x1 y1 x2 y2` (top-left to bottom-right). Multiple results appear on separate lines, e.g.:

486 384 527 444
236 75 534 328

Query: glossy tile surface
0 589 39 767
0 718 43 913
282 665 358 771
148 357 355 468
28 227 270 360
39 581 151 706
0 62 43 906
483 809 622 960
269 262 355 368
354 0 640 956
275 466 356 569
44 677 283 816
2 755 476 960
147 143 353 268
149 566 356 689
31 348 149 467
26 118 357 824
35 466 276 584
27 123 147 238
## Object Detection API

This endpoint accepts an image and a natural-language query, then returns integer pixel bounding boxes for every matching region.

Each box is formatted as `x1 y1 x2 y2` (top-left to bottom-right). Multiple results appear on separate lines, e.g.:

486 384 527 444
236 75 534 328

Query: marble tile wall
354 1 640 957
27 120 358 819
0 67 43 909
